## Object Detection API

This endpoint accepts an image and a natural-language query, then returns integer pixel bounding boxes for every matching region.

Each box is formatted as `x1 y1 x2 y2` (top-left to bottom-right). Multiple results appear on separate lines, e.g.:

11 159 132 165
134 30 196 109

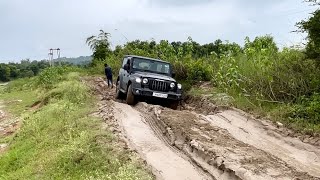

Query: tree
297 0 320 63
86 30 112 61
0 64 11 82
304 0 320 5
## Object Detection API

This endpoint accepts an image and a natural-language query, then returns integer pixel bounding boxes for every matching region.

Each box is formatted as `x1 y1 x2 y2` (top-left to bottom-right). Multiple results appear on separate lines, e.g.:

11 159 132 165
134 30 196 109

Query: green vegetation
86 30 112 61
0 67 152 180
297 0 320 64
0 57 92 83
86 19 320 134
0 60 50 82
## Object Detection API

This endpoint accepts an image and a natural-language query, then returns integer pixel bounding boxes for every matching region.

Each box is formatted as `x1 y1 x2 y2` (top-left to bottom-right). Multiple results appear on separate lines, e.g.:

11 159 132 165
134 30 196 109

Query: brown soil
183 93 320 147
89 77 320 180
136 103 320 179
87 77 211 179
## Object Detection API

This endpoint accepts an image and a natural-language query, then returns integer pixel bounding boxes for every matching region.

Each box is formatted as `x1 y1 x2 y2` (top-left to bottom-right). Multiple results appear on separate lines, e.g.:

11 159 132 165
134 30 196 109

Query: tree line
0 60 50 82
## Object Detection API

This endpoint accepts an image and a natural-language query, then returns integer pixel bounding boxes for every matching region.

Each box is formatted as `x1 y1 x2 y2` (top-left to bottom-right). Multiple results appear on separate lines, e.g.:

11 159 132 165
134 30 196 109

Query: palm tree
86 30 112 60
86 30 111 51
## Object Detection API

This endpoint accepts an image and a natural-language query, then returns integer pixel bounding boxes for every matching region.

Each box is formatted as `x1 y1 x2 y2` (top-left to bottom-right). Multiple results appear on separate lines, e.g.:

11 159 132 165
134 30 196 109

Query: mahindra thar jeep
115 55 182 109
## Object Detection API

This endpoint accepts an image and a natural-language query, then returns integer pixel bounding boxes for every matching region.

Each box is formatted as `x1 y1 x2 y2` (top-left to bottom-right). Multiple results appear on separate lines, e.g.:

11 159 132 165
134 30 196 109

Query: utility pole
48 48 61 67
49 49 54 67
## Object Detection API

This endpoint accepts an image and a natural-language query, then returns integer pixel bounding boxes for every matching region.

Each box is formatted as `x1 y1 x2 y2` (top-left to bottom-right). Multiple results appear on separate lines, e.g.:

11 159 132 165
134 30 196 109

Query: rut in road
91 77 320 180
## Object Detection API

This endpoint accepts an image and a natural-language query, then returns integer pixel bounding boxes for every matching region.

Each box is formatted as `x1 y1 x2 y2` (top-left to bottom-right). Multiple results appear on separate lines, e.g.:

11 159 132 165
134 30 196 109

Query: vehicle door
122 58 131 91
119 57 127 90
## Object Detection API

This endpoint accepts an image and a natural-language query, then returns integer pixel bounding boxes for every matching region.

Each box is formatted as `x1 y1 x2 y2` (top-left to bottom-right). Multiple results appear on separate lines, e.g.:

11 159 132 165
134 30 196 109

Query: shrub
171 58 213 83
36 66 82 89
288 93 320 125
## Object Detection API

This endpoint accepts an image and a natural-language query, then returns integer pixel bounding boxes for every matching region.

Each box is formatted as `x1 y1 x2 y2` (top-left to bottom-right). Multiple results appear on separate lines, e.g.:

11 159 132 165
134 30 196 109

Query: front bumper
132 87 182 101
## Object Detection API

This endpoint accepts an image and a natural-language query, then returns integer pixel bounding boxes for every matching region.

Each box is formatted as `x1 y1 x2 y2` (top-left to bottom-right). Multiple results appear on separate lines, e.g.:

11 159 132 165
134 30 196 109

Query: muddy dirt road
91 77 320 180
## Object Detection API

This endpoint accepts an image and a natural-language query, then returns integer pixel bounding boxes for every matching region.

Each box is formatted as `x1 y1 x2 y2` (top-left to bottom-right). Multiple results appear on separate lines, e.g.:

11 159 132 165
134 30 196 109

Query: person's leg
106 77 110 87
110 77 113 88
107 77 112 88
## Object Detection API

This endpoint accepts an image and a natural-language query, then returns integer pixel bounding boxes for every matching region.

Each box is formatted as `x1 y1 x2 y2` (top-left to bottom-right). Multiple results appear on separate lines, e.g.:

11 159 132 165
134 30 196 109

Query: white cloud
0 0 315 62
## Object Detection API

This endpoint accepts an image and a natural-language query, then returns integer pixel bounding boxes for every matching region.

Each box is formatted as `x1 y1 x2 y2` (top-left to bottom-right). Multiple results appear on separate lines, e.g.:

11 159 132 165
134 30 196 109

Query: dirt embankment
183 95 320 147
91 77 320 180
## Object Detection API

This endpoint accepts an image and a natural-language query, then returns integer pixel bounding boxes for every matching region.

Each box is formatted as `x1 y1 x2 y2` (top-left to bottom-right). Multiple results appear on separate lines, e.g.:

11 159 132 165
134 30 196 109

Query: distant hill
54 56 92 65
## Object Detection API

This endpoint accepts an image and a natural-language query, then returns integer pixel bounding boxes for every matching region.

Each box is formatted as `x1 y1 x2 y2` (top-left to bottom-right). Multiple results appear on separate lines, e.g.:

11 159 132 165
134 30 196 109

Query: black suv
115 55 182 109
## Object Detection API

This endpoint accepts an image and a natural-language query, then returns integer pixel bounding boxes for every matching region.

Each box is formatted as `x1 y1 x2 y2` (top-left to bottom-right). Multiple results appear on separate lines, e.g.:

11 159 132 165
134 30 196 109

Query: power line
115 29 129 42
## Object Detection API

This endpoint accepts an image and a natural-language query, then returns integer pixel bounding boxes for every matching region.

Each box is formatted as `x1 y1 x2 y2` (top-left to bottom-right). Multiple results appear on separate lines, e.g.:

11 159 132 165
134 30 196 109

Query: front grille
149 80 170 92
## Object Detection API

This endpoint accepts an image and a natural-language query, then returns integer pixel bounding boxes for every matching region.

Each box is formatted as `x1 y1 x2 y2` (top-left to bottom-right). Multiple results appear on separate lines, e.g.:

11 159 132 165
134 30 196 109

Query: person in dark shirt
104 64 113 88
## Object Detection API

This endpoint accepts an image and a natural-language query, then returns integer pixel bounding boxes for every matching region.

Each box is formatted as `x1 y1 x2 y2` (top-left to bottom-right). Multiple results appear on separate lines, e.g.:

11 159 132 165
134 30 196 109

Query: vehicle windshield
132 58 171 75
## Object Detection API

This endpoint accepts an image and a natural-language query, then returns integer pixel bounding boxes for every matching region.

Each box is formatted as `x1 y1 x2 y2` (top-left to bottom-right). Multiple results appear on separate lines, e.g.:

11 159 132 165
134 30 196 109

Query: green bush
42 80 90 104
36 66 82 89
185 59 213 81
288 93 320 124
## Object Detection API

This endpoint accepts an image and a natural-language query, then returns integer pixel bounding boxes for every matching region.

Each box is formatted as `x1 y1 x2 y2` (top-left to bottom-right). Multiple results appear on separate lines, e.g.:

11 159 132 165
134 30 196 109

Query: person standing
104 64 113 88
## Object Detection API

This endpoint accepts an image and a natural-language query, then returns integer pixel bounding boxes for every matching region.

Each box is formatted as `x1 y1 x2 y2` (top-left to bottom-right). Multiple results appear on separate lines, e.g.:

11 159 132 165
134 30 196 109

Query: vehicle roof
125 55 169 63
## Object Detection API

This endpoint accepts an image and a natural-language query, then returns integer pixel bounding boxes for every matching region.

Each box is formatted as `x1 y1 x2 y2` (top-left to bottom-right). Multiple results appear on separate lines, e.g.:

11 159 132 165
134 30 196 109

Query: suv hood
133 72 176 82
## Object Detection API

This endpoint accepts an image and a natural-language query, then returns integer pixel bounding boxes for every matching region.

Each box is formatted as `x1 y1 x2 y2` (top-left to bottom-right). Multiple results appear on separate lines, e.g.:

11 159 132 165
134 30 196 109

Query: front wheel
169 101 179 110
126 84 136 105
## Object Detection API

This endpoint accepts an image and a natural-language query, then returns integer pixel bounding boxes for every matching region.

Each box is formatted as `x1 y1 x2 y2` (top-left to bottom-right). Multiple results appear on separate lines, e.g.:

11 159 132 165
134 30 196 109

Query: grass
0 70 153 180
0 89 38 116
188 85 320 135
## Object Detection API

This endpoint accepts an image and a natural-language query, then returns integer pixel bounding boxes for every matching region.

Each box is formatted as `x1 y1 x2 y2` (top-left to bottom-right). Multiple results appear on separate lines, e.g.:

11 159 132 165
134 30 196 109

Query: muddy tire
115 80 124 99
126 84 136 105
169 101 179 110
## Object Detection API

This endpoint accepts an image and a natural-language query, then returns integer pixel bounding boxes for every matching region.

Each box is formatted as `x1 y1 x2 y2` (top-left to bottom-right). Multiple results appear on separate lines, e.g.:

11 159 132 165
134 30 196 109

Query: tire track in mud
134 103 320 180
137 105 238 180
113 102 211 180
90 77 320 180
88 77 211 180
139 108 219 180
204 110 320 177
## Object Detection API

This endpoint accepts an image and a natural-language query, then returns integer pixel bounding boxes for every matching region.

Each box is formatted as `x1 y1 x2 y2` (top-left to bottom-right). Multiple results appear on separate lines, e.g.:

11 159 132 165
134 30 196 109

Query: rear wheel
115 80 124 99
126 84 136 105
169 100 179 110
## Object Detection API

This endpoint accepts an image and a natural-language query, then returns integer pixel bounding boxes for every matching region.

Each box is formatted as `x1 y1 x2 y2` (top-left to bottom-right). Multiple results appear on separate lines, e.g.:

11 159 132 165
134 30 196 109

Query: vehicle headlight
170 82 175 88
135 77 142 83
142 78 148 84
177 83 182 89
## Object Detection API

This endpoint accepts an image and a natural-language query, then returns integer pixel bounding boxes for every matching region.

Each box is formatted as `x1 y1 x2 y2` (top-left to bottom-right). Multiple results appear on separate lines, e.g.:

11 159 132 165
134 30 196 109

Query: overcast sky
0 0 317 62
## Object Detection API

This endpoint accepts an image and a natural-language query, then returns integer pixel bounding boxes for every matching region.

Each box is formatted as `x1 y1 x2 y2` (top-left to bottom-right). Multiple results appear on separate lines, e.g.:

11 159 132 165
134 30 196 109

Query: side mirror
172 72 176 78
123 64 129 71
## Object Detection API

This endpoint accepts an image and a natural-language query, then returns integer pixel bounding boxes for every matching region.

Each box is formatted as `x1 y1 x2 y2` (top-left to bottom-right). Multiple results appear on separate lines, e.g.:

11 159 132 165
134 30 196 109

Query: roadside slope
0 70 153 180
